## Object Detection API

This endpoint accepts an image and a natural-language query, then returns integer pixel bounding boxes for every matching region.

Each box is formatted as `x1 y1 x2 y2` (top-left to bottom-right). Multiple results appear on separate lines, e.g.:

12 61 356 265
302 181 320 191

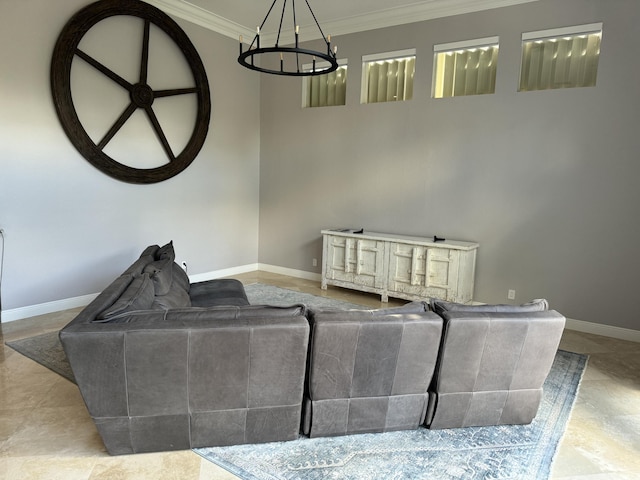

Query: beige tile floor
1 271 639 479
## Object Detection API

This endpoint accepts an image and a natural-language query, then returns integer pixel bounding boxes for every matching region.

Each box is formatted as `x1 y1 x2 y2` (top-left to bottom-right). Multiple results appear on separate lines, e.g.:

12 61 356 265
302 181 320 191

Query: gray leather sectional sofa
59 242 565 455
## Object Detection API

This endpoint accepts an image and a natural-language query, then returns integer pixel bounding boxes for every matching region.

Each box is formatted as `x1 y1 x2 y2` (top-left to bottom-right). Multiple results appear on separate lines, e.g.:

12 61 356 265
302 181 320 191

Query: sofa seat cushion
430 298 548 316
189 279 249 307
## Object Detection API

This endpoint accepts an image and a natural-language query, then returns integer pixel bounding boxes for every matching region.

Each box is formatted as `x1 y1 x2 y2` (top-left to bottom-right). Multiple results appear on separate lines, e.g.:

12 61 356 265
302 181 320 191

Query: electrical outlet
312 258 318 267
508 289 516 300
181 261 188 272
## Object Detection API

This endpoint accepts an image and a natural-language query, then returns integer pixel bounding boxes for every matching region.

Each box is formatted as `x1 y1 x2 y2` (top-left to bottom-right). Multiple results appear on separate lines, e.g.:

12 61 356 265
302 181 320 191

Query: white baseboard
565 317 640 343
258 263 322 282
1 293 99 323
187 263 259 283
2 266 638 344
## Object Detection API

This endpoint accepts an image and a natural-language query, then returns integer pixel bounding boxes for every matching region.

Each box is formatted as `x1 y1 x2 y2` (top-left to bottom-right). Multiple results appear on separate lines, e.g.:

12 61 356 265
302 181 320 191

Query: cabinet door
388 243 460 301
325 235 385 288
425 248 460 299
388 243 426 291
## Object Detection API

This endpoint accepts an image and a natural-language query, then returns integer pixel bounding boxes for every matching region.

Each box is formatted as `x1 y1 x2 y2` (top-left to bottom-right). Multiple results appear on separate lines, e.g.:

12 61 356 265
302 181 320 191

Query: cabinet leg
321 281 327 290
381 293 388 303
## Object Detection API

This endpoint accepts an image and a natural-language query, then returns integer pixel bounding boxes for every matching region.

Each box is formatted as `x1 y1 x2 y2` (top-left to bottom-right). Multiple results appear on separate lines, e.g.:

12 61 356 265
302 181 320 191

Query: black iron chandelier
238 0 338 76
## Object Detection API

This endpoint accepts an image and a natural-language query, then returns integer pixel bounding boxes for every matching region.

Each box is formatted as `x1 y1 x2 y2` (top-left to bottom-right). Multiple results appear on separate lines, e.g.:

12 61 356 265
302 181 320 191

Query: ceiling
146 0 539 43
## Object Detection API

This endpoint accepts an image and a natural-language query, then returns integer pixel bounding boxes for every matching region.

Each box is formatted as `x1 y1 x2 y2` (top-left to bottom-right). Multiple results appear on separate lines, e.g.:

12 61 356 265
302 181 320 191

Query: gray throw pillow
144 257 173 296
96 274 155 321
156 240 175 262
172 262 190 292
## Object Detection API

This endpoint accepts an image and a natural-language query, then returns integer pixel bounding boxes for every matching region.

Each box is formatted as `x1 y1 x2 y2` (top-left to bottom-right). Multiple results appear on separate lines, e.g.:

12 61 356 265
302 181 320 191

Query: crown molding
147 0 540 43
322 0 539 38
144 0 255 40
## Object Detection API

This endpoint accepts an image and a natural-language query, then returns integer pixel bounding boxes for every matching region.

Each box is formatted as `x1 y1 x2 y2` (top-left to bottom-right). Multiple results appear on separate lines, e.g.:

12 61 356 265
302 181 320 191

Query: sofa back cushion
164 304 306 324
95 274 155 322
307 307 442 400
94 242 192 322
313 301 428 319
430 298 548 316
143 241 191 310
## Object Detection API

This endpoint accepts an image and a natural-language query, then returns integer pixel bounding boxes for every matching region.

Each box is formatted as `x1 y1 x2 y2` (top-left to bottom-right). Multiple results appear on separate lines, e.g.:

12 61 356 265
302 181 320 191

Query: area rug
195 352 587 480
3 283 364 383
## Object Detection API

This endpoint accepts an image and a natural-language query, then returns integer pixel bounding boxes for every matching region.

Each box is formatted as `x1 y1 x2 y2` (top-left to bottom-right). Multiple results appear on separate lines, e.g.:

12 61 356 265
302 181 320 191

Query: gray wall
258 0 640 330
0 0 261 310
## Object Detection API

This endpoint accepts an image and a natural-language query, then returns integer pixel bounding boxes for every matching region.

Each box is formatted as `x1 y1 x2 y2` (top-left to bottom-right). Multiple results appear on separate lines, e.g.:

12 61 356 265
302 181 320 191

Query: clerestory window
519 23 602 92
432 37 499 98
302 61 348 108
361 49 416 104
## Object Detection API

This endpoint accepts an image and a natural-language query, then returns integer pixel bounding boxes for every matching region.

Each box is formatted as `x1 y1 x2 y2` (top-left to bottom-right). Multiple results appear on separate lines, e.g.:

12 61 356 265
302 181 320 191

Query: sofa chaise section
59 243 310 455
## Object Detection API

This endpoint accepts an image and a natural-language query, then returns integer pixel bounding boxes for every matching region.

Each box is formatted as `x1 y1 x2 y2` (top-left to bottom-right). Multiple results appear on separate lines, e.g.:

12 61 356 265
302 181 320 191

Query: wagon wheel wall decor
51 0 211 184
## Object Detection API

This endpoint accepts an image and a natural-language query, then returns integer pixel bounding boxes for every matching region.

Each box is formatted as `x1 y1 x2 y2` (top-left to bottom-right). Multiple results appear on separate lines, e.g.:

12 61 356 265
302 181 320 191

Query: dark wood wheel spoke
97 102 138 150
154 87 198 98
140 19 150 84
144 106 175 162
75 49 132 91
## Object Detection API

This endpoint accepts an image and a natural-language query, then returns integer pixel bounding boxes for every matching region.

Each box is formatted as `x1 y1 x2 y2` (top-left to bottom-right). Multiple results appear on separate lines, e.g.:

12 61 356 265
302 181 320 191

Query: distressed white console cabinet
321 230 478 303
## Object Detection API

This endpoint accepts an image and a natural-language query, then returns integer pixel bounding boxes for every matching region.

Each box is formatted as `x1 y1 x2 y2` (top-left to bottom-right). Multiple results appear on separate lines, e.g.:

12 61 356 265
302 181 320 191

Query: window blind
304 65 347 108
362 51 415 104
519 25 602 91
433 45 498 98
